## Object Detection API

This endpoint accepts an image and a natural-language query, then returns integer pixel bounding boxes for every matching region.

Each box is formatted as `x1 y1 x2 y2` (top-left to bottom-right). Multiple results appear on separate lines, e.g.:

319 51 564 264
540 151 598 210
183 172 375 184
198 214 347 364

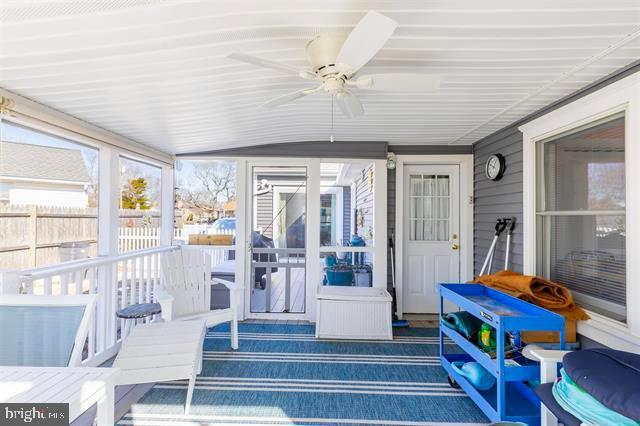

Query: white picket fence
118 227 235 252
118 227 160 252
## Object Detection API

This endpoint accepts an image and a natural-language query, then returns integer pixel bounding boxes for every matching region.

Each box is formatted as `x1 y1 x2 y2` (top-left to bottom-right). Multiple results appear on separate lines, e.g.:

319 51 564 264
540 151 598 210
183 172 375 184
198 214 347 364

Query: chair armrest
211 278 242 291
211 278 242 314
156 290 175 321
530 349 572 384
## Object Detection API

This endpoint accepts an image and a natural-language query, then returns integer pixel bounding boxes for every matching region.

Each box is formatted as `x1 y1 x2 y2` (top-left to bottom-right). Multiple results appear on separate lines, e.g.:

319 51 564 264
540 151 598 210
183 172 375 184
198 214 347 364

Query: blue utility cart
439 283 565 425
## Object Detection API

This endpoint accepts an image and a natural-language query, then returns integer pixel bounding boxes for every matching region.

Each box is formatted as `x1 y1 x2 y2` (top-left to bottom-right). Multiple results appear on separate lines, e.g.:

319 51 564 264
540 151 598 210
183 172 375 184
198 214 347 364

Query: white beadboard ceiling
1 1 639 155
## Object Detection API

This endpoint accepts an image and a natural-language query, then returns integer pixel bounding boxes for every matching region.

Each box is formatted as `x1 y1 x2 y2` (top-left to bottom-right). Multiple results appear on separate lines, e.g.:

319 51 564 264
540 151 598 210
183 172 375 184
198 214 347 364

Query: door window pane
536 114 626 321
119 157 161 253
0 121 99 270
409 174 450 241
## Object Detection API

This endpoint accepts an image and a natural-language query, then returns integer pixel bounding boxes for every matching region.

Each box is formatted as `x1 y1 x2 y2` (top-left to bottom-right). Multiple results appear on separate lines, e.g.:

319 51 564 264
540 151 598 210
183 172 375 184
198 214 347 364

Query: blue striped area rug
118 323 488 425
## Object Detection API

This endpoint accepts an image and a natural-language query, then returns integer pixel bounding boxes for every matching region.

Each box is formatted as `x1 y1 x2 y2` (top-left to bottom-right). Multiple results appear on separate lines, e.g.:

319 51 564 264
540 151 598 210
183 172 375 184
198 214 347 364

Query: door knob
451 243 459 250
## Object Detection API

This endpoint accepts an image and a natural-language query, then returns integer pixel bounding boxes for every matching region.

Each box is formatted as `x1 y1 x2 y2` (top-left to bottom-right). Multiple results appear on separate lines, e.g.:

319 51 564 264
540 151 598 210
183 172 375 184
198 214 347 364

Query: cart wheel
447 375 460 388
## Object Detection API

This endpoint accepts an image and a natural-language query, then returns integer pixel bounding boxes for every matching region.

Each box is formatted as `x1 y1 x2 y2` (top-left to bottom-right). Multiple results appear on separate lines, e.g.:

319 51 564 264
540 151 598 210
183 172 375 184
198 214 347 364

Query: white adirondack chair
530 349 572 426
158 246 238 349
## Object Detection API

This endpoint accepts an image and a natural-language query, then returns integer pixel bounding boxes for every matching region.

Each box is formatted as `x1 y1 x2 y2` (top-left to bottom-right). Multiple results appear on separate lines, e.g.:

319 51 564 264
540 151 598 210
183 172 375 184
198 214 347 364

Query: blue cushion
563 349 640 421
0 305 85 367
535 382 581 426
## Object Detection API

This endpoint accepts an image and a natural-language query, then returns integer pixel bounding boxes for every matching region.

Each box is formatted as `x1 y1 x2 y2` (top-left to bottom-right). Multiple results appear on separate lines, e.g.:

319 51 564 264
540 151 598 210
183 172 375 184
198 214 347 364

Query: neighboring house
220 200 236 218
0 141 90 208
254 162 367 249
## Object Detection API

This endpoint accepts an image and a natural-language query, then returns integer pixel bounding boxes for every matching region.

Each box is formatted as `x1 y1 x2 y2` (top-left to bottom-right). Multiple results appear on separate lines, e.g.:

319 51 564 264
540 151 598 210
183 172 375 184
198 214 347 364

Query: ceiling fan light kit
228 11 442 120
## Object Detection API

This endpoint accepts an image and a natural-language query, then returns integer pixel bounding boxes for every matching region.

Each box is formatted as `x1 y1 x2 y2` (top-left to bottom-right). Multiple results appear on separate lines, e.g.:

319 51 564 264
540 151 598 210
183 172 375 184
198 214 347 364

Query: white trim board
393 154 474 319
1 88 173 166
519 71 640 352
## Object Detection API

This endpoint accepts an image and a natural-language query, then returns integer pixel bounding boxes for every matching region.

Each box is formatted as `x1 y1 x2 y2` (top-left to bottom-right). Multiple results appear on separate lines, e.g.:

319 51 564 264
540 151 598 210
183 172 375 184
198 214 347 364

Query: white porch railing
252 247 305 313
1 246 176 367
0 243 238 367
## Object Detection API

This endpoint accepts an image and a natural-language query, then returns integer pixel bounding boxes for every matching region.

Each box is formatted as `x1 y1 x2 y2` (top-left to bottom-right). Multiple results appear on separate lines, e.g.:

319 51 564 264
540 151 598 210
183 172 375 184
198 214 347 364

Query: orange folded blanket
473 270 589 321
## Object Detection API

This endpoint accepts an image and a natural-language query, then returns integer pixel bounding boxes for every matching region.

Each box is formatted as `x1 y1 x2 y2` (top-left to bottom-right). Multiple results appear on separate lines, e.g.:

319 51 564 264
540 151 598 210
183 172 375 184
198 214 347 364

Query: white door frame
242 157 387 321
244 158 319 321
394 154 474 319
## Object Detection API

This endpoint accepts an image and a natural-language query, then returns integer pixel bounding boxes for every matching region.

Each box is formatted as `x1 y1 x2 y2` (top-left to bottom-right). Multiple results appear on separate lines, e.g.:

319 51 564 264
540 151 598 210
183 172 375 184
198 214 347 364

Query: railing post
98 148 120 257
0 270 21 294
160 165 174 247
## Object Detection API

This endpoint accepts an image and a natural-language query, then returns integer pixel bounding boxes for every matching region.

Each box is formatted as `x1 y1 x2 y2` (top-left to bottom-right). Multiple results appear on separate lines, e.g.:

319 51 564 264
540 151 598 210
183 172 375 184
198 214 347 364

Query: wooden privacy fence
0 205 161 269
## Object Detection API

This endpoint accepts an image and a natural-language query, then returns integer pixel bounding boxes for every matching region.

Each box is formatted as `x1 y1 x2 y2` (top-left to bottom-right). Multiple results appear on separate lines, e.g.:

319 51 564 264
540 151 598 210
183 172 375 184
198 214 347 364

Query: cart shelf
438 283 565 425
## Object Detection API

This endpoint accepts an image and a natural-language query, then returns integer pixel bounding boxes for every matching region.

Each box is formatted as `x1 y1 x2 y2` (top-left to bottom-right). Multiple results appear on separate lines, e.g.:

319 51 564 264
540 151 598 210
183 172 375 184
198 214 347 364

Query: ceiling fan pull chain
330 95 335 143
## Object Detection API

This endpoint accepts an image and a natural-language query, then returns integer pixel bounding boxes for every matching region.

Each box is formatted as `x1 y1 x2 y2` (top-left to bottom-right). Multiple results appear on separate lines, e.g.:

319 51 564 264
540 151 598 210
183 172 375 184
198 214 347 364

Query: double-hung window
535 113 626 322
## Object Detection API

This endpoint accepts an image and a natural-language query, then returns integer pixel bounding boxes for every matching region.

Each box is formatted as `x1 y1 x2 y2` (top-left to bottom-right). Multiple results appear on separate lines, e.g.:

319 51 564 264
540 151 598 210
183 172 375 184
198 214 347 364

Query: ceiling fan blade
336 91 364 118
336 11 398 75
229 52 316 79
355 74 442 92
262 87 317 108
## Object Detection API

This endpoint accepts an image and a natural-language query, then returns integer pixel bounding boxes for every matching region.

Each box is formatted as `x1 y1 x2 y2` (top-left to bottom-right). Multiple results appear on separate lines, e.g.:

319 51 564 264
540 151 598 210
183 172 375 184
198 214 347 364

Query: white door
402 165 460 313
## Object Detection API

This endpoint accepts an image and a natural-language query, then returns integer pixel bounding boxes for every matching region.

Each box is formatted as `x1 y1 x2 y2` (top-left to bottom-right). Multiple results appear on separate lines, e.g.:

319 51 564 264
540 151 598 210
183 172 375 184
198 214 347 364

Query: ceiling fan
228 11 442 118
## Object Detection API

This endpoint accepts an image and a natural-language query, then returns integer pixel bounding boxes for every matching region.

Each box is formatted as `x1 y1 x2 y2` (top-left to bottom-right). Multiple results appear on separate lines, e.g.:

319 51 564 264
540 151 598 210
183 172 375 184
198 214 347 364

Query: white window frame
520 72 640 352
117 153 171 252
174 156 245 318
1 91 174 260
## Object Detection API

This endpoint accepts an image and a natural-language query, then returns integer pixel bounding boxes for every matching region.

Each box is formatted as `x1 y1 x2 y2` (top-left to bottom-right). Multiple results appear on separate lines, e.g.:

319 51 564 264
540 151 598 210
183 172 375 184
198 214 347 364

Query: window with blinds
536 113 626 322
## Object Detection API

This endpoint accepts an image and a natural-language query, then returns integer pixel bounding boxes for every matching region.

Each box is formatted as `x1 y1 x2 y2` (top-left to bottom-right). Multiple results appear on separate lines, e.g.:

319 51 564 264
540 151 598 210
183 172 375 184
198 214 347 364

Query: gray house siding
473 128 524 275
180 141 388 159
256 191 273 238
387 168 396 292
471 59 640 277
342 186 351 244
355 165 375 264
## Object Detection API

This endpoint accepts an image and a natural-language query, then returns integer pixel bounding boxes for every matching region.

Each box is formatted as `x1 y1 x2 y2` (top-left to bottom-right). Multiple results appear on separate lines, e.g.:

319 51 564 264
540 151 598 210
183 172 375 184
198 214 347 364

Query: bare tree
178 161 236 218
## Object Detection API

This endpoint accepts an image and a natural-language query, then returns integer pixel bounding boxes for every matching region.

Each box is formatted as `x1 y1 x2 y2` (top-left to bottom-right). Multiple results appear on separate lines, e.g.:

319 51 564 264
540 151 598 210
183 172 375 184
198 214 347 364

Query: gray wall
355 164 375 263
181 141 388 159
387 168 396 291
470 59 640 277
256 191 273 238
473 128 524 275
342 186 351 244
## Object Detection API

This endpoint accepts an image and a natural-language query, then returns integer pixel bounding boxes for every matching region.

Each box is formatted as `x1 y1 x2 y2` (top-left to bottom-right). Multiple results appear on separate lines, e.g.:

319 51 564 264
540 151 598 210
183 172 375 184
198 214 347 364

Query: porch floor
250 267 305 313
117 322 487 425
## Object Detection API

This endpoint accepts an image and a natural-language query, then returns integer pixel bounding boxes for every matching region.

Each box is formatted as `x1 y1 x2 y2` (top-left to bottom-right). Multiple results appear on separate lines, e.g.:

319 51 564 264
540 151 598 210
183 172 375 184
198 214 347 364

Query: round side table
116 302 162 341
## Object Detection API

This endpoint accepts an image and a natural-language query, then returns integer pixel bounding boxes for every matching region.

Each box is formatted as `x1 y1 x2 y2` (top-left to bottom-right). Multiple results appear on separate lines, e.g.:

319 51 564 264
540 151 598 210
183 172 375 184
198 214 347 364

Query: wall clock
485 154 506 181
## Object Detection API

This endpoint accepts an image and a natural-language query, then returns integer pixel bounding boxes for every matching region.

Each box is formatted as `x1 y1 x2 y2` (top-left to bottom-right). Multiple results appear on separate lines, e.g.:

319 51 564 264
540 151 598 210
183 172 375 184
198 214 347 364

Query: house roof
223 200 236 211
0 141 91 184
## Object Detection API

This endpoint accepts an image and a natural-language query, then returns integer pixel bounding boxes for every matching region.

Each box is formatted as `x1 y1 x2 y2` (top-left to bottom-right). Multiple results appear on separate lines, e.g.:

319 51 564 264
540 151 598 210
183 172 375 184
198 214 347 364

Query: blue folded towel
552 368 637 425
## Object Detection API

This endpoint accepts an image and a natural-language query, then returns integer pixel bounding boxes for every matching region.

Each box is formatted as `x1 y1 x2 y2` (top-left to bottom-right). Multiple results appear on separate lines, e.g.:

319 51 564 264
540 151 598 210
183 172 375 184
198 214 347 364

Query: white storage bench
315 286 393 340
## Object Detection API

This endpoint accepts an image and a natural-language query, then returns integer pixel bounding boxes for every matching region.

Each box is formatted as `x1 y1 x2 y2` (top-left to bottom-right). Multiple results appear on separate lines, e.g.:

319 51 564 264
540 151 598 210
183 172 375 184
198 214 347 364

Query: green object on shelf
479 323 495 352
